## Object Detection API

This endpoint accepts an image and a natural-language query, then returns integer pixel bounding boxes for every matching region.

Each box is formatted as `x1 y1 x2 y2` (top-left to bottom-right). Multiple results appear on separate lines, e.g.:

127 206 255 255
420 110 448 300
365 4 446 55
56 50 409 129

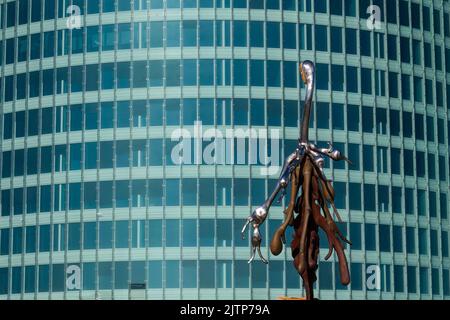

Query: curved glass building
0 0 449 300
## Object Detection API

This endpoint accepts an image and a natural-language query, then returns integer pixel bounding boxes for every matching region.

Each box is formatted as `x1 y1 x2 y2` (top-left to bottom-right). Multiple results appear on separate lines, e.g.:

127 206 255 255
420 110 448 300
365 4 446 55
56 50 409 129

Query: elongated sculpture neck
300 61 315 144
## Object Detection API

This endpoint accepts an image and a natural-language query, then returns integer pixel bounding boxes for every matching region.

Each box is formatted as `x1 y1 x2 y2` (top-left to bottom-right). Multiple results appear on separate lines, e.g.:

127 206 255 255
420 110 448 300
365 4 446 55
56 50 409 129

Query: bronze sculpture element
242 61 351 300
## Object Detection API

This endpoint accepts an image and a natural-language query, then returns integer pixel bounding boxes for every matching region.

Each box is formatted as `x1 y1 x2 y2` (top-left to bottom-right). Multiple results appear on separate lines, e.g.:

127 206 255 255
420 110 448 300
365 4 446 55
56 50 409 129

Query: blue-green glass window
167 0 180 8
148 261 162 289
1 151 11 180
233 99 248 126
18 0 28 25
434 9 441 34
331 103 344 130
250 21 264 47
441 194 448 220
283 23 296 49
15 111 25 139
17 36 27 62
267 60 280 87
199 219 215 247
363 145 374 172
316 103 329 129
267 0 279 10
280 0 294 10
365 223 376 250
314 25 327 51
379 224 391 252
391 225 403 253
360 30 371 56
115 180 129 208
24 266 35 293
149 219 162 247
83 222 96 250
330 0 342 14
233 20 247 47
284 101 298 128
400 111 412 138
428 153 436 180
419 228 428 255
345 28 357 54
198 99 214 126
5 39 15 66
98 262 112 289
387 34 397 60
13 188 23 215
267 100 281 126
11 151 22 178
347 105 359 132
39 225 50 252
250 99 265 126
424 43 432 68
6 1 15 27
267 22 280 48
399 1 409 26
166 60 180 86
148 179 163 206
250 60 264 87
330 26 342 53
166 220 180 247
102 0 115 12
411 2 420 29
147 60 163 87
199 20 213 46
31 0 41 22
386 0 397 23
427 116 435 142
25 225 36 254
316 63 329 90
115 220 129 248
394 265 404 292
350 263 362 290
423 6 431 31
182 219 197 247
102 24 115 51
99 221 112 249
413 76 423 103
364 184 376 212
361 68 372 95
99 181 112 209
199 59 214 86
348 143 360 171
283 61 297 88
349 223 361 250
0 228 9 255
164 99 180 126
406 227 416 254
38 265 49 293
233 59 247 86
349 183 361 210
431 230 438 256
400 74 410 100
182 98 197 125
117 23 130 50
331 65 343 92
150 21 163 47
299 23 312 50
166 261 180 288
182 20 197 47
199 260 215 288
346 66 358 93
375 108 387 135
82 263 95 291
414 151 425 178
400 37 410 63
180 179 195 206
167 21 181 47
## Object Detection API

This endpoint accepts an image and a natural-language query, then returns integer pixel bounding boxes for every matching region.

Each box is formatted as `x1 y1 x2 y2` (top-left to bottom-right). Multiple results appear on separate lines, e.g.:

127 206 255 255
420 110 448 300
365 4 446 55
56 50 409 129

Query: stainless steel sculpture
242 61 351 300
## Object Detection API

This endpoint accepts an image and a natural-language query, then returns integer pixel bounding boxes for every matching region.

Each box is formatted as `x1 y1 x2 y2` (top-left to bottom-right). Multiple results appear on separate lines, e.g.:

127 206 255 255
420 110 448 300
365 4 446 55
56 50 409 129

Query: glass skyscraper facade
0 0 450 300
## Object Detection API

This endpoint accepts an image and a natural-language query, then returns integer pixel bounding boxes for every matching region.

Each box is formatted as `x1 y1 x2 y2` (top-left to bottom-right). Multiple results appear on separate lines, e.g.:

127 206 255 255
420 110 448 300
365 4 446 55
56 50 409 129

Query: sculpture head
299 60 315 87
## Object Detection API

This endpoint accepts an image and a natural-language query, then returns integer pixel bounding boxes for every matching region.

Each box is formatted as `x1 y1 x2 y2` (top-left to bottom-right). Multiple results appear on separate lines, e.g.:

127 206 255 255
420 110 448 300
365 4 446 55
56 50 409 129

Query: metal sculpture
242 61 351 300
